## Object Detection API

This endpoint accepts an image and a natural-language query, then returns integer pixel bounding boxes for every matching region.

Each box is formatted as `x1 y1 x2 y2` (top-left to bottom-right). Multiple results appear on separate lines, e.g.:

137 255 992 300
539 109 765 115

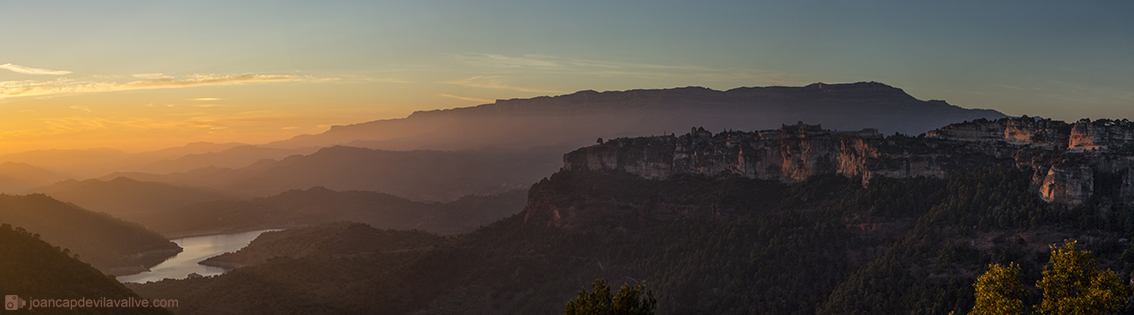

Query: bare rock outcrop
560 118 1134 207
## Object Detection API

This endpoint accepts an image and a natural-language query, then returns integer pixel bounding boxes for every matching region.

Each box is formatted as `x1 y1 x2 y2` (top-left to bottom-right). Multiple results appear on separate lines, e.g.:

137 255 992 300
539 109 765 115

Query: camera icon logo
5 295 26 310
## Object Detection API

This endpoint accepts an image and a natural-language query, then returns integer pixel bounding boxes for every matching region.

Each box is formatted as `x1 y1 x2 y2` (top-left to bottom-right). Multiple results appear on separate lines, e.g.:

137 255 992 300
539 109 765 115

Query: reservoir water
117 229 280 283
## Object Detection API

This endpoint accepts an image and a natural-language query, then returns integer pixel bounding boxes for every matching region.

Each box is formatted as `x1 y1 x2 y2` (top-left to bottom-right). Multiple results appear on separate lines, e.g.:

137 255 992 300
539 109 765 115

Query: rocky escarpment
559 118 1134 207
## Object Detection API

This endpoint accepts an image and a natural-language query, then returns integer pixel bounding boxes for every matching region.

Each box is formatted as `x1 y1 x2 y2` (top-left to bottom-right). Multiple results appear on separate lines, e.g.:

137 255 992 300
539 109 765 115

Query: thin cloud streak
0 110 318 141
133 73 173 79
452 53 805 87
456 53 722 73
439 94 494 103
446 76 562 93
0 63 72 75
0 74 309 99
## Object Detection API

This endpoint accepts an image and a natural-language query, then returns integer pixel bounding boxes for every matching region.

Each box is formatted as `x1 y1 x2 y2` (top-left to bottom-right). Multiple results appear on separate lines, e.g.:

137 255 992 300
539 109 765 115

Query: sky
0 1 1131 153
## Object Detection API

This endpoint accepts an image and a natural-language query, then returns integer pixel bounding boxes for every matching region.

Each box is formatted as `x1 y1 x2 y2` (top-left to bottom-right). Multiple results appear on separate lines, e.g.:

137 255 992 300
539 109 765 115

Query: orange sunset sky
1 1 1130 154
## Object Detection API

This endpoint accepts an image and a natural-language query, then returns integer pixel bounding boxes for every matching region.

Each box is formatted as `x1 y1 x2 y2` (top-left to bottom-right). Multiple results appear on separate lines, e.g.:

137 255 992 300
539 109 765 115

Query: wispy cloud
122 74 301 88
360 77 410 83
455 53 722 73
191 98 222 101
0 110 314 140
451 53 807 87
0 74 311 99
133 73 173 79
446 76 562 93
0 63 72 75
439 94 494 103
460 54 567 69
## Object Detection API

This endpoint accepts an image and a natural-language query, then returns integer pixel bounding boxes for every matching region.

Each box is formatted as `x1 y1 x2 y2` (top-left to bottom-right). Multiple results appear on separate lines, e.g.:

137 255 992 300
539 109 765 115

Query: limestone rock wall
1070 120 1134 150
563 118 1134 206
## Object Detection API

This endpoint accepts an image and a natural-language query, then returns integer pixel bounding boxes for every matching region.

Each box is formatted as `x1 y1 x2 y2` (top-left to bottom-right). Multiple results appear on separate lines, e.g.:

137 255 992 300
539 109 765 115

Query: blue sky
0 1 1130 152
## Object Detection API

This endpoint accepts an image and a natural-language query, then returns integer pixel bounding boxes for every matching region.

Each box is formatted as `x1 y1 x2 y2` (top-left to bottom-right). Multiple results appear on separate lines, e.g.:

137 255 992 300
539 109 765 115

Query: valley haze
2 81 1131 315
2 2 1130 314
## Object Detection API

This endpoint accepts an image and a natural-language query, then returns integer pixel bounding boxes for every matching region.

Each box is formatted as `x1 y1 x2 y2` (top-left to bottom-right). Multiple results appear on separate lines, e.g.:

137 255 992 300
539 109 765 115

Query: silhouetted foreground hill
0 194 180 275
138 187 527 236
104 146 560 201
32 177 236 221
268 82 1005 151
0 224 172 314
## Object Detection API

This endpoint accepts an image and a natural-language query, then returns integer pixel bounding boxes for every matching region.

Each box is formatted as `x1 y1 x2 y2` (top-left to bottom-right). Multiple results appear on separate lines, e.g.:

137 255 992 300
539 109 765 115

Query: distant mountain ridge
103 146 559 201
268 82 1006 151
139 187 527 236
0 162 66 193
32 177 237 221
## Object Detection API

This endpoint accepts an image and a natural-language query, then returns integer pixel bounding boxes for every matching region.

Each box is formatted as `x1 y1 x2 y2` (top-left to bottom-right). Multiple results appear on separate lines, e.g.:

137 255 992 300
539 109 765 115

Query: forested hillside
132 164 1134 314
0 224 172 314
139 187 527 236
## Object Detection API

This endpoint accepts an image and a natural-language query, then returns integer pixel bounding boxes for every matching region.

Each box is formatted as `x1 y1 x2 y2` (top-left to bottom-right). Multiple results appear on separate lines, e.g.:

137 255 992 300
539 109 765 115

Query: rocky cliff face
926 116 1071 147
1070 119 1134 150
565 123 881 181
560 118 1134 207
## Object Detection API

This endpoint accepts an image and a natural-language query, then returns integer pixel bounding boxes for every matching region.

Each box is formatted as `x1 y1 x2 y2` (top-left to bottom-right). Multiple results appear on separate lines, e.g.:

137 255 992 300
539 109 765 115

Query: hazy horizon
3 3 1133 313
1 1 1130 154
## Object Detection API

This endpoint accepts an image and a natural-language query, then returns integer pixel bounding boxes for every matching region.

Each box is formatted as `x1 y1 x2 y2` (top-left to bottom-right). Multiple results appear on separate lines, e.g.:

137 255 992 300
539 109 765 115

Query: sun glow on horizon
0 1 1129 155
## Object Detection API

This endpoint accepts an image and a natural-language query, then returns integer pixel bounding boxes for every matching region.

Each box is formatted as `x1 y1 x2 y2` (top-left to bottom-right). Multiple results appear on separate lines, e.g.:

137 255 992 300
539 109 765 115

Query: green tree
969 241 1131 315
565 279 657 315
970 262 1026 315
1036 241 1129 315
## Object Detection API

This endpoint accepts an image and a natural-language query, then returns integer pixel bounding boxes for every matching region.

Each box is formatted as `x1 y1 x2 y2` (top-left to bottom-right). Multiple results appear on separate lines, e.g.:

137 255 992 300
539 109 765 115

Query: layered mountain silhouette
130 145 319 174
138 187 527 236
0 142 250 179
79 82 1005 203
0 162 66 193
0 148 130 179
267 82 1006 151
0 194 180 274
102 146 558 201
31 177 237 221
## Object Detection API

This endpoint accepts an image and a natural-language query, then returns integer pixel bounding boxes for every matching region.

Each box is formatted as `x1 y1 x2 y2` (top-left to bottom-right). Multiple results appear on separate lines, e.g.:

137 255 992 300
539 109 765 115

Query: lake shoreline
117 228 288 283
161 224 305 240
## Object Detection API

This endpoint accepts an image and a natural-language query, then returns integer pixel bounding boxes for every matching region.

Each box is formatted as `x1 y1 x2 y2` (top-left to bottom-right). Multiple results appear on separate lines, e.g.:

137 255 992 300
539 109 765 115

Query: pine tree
565 279 657 315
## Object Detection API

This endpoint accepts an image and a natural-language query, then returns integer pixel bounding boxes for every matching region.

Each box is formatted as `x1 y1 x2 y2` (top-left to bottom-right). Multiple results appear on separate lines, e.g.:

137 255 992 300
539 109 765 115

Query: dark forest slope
0 224 172 314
